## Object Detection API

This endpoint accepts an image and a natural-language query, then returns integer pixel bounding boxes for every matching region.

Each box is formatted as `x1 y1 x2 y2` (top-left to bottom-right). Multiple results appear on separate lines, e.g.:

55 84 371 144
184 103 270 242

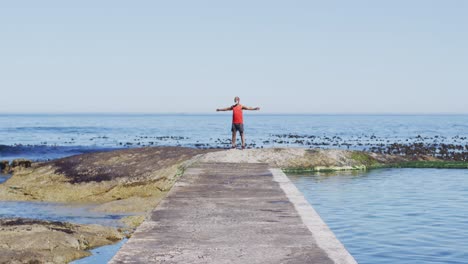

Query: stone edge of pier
270 168 357 264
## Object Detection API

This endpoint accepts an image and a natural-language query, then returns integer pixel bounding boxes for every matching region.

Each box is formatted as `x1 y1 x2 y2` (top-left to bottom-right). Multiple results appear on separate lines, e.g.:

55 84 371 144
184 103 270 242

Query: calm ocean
1 113 467 161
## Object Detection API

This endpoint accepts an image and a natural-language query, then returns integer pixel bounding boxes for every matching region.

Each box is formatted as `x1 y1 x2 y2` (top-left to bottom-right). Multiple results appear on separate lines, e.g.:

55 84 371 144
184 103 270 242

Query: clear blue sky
1 1 467 114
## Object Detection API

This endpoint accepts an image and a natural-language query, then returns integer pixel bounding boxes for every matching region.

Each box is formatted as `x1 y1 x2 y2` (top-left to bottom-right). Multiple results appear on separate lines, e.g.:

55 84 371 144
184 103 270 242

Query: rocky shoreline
1 146 467 207
1 146 467 263
0 218 124 264
0 147 215 209
2 132 468 161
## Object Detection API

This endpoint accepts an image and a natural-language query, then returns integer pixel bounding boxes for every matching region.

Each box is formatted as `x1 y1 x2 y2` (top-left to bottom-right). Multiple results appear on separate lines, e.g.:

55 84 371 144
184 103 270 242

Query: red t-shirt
232 104 243 124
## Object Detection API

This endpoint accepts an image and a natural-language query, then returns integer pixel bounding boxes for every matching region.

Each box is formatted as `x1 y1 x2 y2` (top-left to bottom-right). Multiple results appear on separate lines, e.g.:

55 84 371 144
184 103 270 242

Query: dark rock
51 146 218 184
11 159 32 169
0 160 10 173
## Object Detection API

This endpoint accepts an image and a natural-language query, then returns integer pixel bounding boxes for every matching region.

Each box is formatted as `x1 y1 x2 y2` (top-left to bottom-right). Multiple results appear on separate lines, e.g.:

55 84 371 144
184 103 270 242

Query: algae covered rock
0 147 215 209
0 218 124 264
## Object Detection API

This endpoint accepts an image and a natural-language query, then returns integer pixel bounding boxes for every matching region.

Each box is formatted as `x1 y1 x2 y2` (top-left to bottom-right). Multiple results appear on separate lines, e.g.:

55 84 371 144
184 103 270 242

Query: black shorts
231 123 244 133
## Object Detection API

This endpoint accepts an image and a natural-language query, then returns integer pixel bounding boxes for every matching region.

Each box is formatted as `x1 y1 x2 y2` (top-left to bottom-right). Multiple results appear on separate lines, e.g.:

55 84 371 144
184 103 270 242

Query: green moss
350 151 380 166
389 161 468 169
283 160 468 174
282 151 468 174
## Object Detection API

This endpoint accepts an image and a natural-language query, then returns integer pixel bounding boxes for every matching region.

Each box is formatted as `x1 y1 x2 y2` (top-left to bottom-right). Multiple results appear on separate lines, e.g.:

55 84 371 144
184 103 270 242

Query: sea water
1 114 467 161
288 169 468 264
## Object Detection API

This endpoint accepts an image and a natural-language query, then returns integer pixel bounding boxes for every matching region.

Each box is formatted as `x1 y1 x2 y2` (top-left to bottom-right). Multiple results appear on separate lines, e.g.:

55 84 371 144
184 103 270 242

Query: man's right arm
216 106 233 111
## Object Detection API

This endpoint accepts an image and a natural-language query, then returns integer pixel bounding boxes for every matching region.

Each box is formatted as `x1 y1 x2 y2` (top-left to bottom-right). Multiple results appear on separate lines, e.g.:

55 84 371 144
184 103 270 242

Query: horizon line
1 112 467 116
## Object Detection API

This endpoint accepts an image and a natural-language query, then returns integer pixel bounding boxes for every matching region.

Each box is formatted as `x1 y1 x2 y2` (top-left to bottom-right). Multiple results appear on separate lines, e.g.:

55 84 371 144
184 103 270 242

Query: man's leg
240 132 245 149
231 131 237 148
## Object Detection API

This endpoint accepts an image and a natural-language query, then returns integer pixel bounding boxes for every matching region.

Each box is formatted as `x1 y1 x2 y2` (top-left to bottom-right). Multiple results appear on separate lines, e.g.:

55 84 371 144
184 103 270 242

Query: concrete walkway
110 163 356 264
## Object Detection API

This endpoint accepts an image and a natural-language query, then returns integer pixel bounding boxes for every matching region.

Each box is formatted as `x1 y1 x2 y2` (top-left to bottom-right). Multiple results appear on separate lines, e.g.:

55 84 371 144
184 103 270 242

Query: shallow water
0 201 129 227
1 173 129 228
288 169 468 264
70 239 128 264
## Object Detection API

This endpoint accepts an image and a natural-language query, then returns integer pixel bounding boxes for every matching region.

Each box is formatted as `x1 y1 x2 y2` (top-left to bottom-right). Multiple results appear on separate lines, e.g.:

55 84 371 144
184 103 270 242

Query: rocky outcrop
49 147 211 184
0 147 216 213
0 218 124 264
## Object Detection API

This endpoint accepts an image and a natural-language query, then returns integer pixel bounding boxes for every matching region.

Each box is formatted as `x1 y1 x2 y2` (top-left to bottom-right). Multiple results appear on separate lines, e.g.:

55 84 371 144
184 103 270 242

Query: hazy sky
1 1 467 113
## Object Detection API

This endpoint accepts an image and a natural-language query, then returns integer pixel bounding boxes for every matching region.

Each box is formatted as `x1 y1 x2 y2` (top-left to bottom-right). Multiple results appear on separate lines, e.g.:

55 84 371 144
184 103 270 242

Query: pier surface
110 162 356 264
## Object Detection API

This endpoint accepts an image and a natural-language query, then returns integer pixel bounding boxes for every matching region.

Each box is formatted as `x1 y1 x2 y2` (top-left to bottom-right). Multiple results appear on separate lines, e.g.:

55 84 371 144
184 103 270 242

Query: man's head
234 96 240 104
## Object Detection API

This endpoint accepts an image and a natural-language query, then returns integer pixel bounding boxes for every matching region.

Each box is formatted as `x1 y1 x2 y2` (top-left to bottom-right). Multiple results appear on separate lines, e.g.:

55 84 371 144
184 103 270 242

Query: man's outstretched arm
242 106 260 111
216 106 233 111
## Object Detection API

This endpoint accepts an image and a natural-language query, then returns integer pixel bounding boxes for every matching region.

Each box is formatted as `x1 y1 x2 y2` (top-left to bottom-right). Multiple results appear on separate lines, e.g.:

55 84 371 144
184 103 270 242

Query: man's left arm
242 106 260 111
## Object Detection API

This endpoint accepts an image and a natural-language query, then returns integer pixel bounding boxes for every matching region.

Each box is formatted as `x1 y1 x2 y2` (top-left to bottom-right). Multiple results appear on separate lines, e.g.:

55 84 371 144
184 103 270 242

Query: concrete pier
110 162 356 264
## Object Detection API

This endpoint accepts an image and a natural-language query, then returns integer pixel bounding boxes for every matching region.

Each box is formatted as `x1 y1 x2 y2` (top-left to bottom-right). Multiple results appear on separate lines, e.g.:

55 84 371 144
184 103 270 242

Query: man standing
216 96 260 149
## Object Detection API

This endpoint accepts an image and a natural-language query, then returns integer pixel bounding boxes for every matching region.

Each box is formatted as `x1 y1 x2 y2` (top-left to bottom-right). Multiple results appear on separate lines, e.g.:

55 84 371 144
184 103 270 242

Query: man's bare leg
240 132 245 149
232 131 237 148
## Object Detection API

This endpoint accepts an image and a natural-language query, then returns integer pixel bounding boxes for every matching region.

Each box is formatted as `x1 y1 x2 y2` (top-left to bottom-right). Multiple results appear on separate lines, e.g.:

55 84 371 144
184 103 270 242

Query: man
216 96 260 149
